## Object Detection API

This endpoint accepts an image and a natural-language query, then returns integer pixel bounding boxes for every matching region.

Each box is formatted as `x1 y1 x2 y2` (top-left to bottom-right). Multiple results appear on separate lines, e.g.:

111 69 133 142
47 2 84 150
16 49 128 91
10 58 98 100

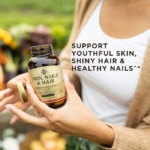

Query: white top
71 0 150 126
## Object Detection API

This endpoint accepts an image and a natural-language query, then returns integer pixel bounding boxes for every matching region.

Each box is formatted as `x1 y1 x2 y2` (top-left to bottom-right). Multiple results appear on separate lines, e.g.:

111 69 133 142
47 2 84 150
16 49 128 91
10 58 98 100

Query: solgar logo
41 69 47 75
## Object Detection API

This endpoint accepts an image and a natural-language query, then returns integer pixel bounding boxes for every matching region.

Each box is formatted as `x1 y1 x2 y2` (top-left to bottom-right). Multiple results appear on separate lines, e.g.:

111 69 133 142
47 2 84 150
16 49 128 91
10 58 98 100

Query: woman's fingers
0 93 17 112
25 79 77 116
26 83 55 116
0 74 29 112
0 88 13 101
5 104 48 127
10 101 31 124
7 73 29 89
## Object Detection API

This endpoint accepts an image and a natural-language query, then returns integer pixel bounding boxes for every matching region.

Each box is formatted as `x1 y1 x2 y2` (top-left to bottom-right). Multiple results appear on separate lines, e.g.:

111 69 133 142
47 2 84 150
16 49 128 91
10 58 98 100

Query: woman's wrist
82 118 115 147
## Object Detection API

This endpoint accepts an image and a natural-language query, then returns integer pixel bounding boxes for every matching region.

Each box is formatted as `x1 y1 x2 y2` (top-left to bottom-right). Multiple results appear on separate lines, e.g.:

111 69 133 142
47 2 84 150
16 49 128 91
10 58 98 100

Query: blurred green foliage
0 0 76 50
0 0 75 14
51 25 70 50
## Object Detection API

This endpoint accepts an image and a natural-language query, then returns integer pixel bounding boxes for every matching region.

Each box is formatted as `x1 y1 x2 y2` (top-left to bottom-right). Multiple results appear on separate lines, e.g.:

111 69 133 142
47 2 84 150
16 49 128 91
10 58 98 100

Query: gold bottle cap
16 81 28 103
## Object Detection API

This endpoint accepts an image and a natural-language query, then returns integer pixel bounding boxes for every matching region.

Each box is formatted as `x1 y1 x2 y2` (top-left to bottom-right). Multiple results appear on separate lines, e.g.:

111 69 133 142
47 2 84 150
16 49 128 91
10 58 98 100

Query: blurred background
0 0 75 149
0 0 75 89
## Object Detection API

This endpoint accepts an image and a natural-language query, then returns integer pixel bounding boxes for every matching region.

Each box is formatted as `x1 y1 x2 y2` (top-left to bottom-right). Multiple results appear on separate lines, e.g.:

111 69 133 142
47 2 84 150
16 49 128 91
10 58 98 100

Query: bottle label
28 65 66 103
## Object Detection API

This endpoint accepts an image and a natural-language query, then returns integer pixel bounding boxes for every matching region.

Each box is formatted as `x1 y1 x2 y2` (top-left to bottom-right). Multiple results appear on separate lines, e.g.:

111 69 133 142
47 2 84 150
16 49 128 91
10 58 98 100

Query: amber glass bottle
28 44 66 108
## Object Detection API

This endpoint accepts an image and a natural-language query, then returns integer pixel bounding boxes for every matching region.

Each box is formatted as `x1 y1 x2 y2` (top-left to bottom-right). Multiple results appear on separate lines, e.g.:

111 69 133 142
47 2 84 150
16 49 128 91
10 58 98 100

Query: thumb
63 73 76 93
63 73 76 94
64 80 76 94
64 79 80 102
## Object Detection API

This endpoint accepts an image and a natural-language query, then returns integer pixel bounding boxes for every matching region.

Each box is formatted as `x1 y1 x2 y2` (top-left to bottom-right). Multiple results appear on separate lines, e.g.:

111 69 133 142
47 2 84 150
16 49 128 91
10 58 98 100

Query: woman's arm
1 74 150 149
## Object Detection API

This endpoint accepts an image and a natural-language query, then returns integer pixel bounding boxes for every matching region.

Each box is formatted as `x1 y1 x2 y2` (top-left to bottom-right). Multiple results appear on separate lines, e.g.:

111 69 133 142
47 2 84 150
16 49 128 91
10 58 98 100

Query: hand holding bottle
5 77 114 147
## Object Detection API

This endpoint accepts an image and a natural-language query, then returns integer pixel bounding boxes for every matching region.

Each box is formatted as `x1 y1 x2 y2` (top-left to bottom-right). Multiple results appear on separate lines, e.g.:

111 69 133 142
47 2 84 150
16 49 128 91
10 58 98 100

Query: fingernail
10 117 17 125
5 104 11 110
64 74 69 81
26 83 30 90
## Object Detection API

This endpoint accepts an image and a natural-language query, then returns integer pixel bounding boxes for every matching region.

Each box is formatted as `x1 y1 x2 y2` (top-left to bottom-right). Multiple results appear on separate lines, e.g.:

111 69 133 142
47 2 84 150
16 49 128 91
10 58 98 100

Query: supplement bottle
28 44 66 108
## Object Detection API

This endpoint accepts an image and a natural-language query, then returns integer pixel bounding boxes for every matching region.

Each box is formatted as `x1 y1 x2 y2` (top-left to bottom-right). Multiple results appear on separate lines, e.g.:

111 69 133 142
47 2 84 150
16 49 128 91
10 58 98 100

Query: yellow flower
9 40 17 49
0 28 17 49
